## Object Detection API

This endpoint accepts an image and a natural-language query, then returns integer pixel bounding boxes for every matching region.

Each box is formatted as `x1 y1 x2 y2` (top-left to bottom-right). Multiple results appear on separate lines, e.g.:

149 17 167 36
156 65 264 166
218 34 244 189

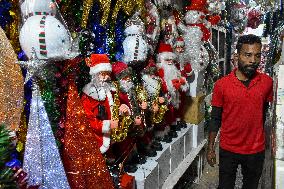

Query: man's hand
207 149 217 167
152 103 159 113
110 120 119 129
119 104 130 115
140 101 148 110
158 97 165 104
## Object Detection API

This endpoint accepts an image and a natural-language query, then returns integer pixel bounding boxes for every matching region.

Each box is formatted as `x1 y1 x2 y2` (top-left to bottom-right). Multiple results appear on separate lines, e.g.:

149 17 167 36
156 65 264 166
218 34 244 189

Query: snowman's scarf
39 16 48 57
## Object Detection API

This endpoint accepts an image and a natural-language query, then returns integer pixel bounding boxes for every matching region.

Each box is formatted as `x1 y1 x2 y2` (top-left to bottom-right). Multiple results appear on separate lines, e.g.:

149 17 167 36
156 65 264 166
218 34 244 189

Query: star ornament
18 48 48 84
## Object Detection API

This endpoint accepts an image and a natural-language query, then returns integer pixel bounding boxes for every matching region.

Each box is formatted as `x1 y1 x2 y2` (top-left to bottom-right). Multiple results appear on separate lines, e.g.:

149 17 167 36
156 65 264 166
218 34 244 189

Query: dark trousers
218 148 265 189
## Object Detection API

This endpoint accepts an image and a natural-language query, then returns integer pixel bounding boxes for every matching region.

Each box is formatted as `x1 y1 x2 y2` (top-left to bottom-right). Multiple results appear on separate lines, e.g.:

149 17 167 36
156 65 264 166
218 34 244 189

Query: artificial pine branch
0 124 17 188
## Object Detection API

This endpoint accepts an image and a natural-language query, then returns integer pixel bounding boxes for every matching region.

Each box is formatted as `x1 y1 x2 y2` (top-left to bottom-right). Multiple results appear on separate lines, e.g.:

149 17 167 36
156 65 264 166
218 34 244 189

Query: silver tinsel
23 83 70 189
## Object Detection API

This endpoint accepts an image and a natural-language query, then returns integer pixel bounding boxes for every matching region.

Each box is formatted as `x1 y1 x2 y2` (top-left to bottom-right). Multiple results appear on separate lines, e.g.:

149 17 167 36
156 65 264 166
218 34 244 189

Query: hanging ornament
23 82 70 188
0 27 24 132
230 2 248 33
18 48 47 84
247 7 262 29
62 76 115 189
81 0 94 28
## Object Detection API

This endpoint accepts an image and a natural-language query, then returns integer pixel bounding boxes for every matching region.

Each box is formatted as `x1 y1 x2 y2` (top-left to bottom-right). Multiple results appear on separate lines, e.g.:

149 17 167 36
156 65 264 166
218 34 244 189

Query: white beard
156 62 181 109
83 75 115 101
119 80 134 93
142 75 160 97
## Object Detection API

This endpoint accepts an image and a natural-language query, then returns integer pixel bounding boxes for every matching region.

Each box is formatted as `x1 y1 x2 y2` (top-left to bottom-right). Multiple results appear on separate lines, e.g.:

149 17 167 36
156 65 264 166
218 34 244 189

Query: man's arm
207 106 222 167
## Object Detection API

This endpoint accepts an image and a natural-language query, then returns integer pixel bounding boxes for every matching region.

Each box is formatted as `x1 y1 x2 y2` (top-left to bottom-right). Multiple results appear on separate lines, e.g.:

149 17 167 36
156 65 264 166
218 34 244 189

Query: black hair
236 34 262 53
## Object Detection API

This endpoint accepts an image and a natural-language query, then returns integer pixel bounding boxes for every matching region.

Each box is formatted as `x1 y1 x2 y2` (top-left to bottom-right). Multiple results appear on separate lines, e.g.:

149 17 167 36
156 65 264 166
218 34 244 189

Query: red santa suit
81 54 113 154
82 86 116 154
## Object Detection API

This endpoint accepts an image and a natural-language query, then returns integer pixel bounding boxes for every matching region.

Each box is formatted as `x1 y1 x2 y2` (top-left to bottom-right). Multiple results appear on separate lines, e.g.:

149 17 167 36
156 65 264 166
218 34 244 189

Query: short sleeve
266 79 273 102
211 81 224 107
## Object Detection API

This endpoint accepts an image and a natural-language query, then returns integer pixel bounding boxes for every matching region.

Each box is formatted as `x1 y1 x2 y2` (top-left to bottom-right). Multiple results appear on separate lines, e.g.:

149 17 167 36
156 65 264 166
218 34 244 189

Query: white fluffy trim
100 133 110 154
90 63 112 75
158 52 176 61
102 120 111 133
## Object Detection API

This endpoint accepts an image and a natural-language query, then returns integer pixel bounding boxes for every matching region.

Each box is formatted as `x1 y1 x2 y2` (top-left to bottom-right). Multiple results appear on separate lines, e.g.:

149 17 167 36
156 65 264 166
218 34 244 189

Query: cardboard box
149 142 171 189
184 124 193 157
192 120 205 148
170 130 185 173
183 93 206 124
188 70 205 97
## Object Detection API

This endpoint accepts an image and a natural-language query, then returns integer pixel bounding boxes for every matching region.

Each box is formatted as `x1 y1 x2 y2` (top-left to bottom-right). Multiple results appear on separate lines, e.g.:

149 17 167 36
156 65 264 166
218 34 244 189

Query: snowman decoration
122 12 148 67
19 0 75 60
177 0 210 72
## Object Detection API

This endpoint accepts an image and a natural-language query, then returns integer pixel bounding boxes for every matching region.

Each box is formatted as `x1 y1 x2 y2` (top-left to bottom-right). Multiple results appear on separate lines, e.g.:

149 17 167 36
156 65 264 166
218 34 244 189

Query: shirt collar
229 68 261 88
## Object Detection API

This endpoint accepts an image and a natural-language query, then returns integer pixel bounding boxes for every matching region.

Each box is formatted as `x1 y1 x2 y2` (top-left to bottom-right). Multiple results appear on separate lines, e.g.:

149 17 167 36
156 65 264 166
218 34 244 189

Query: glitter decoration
18 48 47 84
23 82 70 189
7 0 21 52
99 0 146 25
81 0 93 28
62 78 114 189
0 27 24 132
99 0 111 25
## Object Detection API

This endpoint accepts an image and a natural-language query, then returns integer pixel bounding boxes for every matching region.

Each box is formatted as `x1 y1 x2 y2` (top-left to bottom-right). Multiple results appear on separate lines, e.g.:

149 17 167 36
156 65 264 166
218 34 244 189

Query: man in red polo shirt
206 34 273 189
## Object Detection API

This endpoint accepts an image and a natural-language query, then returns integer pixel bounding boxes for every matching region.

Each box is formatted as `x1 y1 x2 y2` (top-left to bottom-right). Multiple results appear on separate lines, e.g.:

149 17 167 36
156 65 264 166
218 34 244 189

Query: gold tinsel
7 0 21 52
99 0 111 25
0 27 24 131
112 0 146 23
81 0 146 26
81 0 94 28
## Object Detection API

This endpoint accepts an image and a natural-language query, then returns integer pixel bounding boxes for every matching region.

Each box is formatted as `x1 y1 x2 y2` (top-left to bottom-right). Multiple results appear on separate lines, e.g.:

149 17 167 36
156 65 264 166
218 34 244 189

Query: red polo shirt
211 69 273 154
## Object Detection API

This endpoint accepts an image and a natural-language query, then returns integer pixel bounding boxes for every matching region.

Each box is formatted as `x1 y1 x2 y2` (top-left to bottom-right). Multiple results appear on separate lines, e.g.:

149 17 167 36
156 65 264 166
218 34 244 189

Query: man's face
175 46 184 53
237 43 261 79
98 71 111 82
162 58 174 65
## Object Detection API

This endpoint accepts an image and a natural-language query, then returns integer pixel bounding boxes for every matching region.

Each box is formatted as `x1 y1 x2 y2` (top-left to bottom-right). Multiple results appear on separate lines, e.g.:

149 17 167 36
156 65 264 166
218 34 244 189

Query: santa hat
112 61 133 80
142 58 157 75
174 37 185 48
85 54 112 75
157 43 176 61
185 0 208 13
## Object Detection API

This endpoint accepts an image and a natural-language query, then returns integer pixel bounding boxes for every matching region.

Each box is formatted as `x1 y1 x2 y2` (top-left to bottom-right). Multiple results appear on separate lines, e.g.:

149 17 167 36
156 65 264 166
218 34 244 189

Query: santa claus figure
156 43 189 137
81 54 130 155
173 36 193 78
176 4 209 72
141 58 168 147
111 61 151 171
